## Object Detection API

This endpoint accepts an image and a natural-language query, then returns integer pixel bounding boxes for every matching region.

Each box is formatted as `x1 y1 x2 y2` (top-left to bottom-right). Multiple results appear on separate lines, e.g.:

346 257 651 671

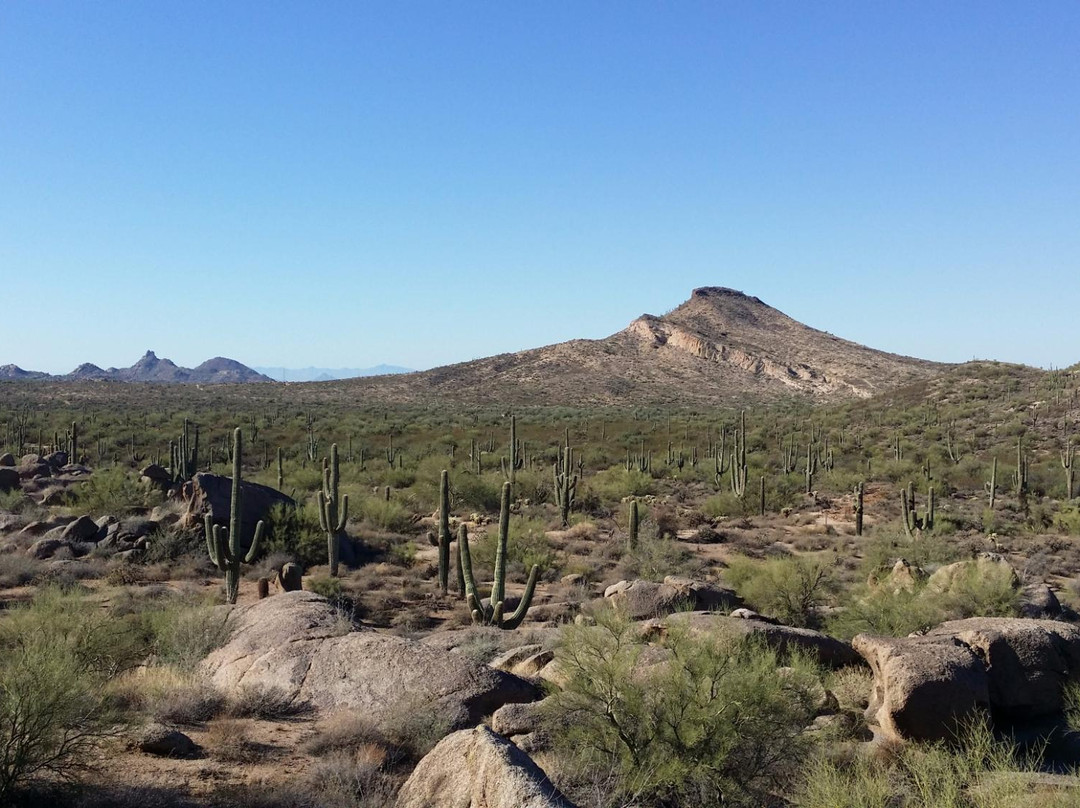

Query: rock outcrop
604 576 741 620
201 592 540 728
396 725 576 808
855 618 1080 743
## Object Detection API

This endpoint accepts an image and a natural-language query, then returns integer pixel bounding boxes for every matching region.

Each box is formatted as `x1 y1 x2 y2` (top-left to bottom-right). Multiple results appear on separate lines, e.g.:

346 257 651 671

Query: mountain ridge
0 351 272 384
330 286 948 406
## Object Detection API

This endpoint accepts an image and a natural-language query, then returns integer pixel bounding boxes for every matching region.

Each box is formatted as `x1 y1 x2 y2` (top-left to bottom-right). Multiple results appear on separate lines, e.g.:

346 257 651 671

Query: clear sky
2 2 1078 374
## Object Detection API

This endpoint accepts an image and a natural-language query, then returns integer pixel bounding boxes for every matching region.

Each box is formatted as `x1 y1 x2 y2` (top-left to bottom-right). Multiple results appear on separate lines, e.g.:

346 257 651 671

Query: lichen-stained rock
853 633 990 743
396 725 577 808
639 611 862 668
200 591 540 728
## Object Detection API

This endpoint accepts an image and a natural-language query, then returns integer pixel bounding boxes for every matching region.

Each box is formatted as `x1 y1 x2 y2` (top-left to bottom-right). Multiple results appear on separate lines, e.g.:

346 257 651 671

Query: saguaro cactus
854 481 864 536
554 441 578 527
459 482 539 629
205 428 264 604
730 410 748 498
985 457 998 509
628 499 639 552
318 443 349 577
437 469 451 594
172 419 199 483
1063 437 1075 500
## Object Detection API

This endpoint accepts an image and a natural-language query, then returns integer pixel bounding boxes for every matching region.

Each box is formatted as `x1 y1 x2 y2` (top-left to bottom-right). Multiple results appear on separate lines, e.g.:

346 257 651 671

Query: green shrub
473 515 557 576
1053 502 1080 535
725 555 835 628
585 467 654 505
799 720 1046 808
545 607 821 807
620 535 699 580
307 575 343 599
261 502 326 568
73 467 148 515
359 496 413 533
0 588 143 799
452 473 504 512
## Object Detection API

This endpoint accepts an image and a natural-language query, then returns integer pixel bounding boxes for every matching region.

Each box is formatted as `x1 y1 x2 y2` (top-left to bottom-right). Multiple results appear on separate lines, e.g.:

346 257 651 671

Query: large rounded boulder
200 591 540 728
396 725 577 808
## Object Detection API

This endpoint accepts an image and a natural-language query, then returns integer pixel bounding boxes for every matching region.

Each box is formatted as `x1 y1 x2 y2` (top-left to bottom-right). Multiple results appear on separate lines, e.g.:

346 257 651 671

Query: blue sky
2 2 1078 373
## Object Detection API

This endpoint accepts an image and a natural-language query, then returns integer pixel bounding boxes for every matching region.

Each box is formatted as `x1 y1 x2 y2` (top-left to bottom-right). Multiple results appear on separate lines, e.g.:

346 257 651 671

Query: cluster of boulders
0 451 92 503
5 513 164 562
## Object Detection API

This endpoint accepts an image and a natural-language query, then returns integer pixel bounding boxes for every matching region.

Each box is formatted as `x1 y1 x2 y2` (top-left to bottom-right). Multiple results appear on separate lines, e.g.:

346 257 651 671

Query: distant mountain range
0 351 272 384
252 365 414 382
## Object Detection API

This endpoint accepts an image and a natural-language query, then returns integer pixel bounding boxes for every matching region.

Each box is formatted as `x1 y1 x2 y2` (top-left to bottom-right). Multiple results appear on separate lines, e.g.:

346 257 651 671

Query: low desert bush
73 467 149 515
799 720 1051 808
585 468 654 505
226 684 310 720
261 502 326 568
0 553 43 588
0 588 141 800
544 607 821 807
725 555 836 628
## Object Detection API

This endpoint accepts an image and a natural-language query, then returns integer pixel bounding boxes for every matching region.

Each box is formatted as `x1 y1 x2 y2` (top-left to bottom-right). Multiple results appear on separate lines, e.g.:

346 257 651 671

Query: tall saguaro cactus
459 482 538 630
854 481 864 536
554 440 578 527
172 419 199 483
318 443 349 577
205 428 264 604
437 469 451 594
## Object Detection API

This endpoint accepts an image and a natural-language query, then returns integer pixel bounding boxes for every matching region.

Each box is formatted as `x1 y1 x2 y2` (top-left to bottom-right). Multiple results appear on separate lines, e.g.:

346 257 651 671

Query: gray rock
140 464 172 485
605 577 740 620
201 592 540 727
135 723 198 757
1021 584 1062 619
490 645 555 678
0 467 19 493
396 725 576 808
17 461 51 480
181 473 294 549
491 701 543 737
854 617 1080 743
854 633 989 744
44 452 68 469
27 538 69 560
0 453 15 467
61 515 101 542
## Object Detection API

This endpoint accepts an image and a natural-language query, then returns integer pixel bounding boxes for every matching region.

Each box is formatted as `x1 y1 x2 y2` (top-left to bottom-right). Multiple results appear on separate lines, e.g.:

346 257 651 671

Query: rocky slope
338 287 947 406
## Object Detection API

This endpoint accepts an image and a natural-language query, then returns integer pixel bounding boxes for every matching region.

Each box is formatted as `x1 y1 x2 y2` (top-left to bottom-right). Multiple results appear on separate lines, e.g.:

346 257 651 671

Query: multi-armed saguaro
172 419 199 483
205 427 264 604
554 436 578 527
318 443 349 577
459 481 539 629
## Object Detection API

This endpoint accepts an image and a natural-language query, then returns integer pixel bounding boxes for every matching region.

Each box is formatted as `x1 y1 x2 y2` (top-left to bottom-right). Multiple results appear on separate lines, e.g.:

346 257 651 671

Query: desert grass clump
799 719 1051 808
